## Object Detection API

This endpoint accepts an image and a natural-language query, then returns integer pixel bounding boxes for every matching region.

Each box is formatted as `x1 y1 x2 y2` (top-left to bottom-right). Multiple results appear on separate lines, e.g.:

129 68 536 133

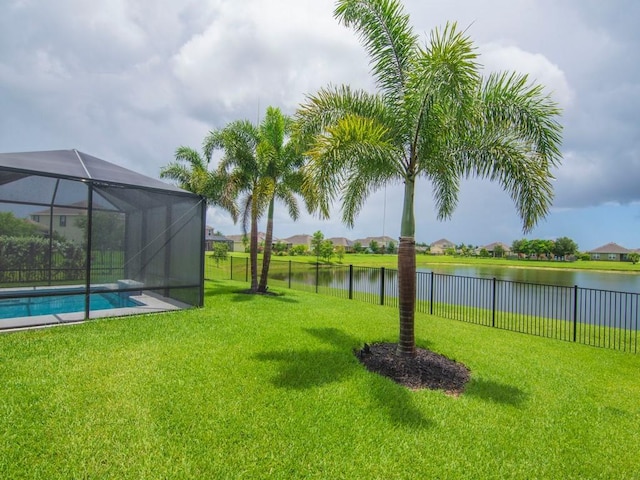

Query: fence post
315 262 319 293
230 256 233 280
430 271 434 315
573 285 578 342
380 267 385 305
288 260 292 289
245 257 248 283
349 265 353 300
492 277 496 328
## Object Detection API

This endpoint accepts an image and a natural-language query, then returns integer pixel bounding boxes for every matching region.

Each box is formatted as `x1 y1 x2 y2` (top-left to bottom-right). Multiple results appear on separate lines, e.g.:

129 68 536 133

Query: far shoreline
419 260 640 275
226 252 640 275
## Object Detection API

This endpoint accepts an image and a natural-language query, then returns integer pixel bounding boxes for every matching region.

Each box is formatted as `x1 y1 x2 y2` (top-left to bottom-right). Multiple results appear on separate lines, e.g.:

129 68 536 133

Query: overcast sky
1 0 639 250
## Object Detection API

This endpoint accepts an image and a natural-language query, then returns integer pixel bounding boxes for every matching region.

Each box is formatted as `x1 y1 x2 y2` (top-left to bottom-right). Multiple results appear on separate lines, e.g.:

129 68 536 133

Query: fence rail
0 251 125 285
209 256 639 353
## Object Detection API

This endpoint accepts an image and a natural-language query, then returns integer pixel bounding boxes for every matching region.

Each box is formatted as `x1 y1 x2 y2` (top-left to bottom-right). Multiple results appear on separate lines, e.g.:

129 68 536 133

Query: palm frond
305 113 402 225
275 188 300 221
174 146 208 169
425 153 461 221
159 162 191 188
334 0 418 104
479 71 563 165
260 106 287 154
457 132 556 232
295 85 394 145
408 23 480 174
450 72 562 231
204 120 259 164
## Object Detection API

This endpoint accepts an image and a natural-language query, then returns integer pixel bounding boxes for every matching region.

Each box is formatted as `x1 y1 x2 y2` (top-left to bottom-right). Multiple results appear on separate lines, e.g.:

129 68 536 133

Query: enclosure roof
0 149 189 194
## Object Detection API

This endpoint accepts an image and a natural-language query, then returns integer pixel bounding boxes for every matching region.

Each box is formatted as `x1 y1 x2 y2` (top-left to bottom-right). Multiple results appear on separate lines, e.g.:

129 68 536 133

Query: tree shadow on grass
368 380 434 429
253 349 351 389
464 378 528 407
253 327 432 429
228 291 300 304
204 281 239 296
204 280 299 303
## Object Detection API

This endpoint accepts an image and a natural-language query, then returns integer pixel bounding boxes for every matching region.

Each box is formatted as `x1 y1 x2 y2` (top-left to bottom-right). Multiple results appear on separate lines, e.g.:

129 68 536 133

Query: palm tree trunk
397 177 416 357
249 201 259 293
258 196 275 293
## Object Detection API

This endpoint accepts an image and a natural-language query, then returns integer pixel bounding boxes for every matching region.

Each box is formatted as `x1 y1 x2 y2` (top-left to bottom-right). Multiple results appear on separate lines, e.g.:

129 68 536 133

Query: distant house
430 238 455 255
354 235 396 251
30 202 86 244
588 242 632 261
481 241 511 258
226 232 266 252
281 234 313 250
328 237 353 252
204 227 233 252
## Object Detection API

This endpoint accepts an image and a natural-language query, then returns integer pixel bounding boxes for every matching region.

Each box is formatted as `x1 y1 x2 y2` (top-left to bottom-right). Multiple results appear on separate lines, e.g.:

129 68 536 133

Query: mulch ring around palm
355 342 470 395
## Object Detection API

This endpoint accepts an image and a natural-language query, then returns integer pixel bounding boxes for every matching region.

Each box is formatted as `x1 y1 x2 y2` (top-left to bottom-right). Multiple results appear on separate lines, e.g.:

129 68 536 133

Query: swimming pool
0 292 141 320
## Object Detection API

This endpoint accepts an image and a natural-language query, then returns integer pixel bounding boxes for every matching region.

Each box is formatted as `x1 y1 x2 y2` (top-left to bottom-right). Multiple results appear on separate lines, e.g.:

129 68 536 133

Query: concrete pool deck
0 286 192 331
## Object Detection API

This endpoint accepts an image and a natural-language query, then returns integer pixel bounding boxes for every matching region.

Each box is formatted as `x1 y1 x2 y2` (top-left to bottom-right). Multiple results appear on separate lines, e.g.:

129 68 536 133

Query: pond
419 264 640 294
261 260 640 340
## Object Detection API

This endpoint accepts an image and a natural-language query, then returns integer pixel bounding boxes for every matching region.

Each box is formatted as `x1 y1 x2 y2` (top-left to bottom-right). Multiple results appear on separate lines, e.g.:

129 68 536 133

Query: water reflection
419 265 640 293
267 261 639 335
273 261 640 294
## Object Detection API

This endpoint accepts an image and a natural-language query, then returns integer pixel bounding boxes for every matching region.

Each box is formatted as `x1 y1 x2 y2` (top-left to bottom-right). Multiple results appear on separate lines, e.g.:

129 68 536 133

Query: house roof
225 234 243 242
206 234 232 242
282 234 312 245
226 233 266 242
354 235 396 245
430 238 455 247
589 242 631 254
0 149 188 194
328 237 352 247
481 241 511 251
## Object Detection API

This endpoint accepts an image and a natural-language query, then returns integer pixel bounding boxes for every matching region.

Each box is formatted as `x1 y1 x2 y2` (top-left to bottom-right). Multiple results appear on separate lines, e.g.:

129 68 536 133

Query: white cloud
481 43 575 108
1 0 639 248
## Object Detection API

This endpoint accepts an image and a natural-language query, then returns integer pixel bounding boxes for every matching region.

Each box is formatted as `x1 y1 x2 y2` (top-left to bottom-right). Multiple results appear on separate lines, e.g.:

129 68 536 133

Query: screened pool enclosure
0 150 205 329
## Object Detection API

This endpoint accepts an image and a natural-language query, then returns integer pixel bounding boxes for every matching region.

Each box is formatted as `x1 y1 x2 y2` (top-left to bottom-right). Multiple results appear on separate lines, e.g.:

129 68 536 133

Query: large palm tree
204 120 266 292
205 107 306 293
257 107 305 293
296 0 562 357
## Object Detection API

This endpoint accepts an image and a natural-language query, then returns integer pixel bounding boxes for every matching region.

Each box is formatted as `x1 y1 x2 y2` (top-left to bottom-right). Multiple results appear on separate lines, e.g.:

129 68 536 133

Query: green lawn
1 279 639 479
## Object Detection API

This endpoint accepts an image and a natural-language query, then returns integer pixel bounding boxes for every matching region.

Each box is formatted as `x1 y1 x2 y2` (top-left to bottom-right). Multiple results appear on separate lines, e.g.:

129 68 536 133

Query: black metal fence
0 251 125 285
207 256 639 353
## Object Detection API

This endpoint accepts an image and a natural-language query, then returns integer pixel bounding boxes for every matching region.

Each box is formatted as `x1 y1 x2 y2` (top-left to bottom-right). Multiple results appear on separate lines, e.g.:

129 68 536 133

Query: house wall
590 253 627 261
32 213 85 244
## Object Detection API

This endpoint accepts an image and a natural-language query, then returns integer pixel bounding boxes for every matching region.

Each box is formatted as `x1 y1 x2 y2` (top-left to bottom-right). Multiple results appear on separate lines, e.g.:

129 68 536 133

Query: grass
1 279 639 479
222 252 640 273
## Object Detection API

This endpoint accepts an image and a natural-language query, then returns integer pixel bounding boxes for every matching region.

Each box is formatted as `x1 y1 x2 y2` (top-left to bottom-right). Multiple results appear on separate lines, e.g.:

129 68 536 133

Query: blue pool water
0 293 141 319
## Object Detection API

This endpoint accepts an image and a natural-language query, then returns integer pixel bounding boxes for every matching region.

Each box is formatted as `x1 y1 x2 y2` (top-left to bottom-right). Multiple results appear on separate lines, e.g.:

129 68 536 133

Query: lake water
419 264 640 293
259 260 640 341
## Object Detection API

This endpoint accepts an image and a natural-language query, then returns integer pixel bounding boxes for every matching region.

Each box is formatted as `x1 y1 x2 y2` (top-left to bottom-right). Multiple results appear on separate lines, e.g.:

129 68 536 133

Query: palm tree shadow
303 327 359 348
368 380 434 429
204 281 239 296
229 291 299 304
253 349 350 389
464 378 528 407
253 327 432 428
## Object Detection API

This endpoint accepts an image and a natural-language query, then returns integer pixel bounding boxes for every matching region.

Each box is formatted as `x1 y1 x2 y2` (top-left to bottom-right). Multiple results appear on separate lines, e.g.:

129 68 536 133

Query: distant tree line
511 237 578 260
